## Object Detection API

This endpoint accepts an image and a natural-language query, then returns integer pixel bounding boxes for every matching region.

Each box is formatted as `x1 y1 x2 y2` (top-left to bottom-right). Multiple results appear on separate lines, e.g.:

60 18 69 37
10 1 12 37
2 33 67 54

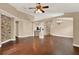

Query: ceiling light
29 3 49 13
35 3 45 13
35 9 44 13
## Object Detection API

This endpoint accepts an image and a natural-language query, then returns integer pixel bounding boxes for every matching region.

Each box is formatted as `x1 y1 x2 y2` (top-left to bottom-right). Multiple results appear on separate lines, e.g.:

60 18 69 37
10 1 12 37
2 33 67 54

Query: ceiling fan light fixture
35 3 45 13
35 9 45 13
29 3 48 13
35 9 42 13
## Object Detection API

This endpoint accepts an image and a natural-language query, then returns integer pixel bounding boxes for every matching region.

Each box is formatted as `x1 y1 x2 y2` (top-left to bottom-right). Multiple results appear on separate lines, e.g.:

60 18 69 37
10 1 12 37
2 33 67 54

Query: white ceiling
9 3 79 21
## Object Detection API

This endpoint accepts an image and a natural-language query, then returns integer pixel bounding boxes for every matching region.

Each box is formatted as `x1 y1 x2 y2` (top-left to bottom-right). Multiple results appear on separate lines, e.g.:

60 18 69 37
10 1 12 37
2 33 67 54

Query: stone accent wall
1 15 12 42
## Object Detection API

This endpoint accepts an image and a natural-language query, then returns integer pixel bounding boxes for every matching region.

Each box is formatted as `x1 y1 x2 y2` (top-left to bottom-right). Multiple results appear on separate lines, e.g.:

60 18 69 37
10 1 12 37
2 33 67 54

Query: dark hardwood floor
0 35 79 55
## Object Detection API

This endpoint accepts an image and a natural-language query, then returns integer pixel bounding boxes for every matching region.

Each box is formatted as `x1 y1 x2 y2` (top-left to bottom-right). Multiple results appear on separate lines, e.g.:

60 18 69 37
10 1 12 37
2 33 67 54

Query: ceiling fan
29 3 49 13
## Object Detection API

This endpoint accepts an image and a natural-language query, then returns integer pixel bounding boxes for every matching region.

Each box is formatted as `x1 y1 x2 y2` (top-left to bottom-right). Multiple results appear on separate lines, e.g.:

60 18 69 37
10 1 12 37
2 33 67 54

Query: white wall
18 20 33 37
51 18 73 38
73 14 79 46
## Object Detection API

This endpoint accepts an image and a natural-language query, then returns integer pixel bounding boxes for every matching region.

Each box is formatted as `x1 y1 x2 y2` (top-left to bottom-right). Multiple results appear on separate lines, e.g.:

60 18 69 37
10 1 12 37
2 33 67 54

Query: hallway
0 35 79 55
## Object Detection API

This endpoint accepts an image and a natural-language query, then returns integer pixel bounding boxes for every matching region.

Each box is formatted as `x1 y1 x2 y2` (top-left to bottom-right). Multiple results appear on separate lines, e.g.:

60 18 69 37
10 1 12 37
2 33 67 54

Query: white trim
0 9 17 19
0 45 2 47
0 38 16 47
18 35 33 38
10 39 16 41
0 39 16 47
73 44 79 47
51 33 73 38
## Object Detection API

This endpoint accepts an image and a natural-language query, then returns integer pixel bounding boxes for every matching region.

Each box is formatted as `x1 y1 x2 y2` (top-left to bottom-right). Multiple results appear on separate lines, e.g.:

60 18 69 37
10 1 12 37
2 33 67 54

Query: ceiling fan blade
43 6 49 8
29 7 36 9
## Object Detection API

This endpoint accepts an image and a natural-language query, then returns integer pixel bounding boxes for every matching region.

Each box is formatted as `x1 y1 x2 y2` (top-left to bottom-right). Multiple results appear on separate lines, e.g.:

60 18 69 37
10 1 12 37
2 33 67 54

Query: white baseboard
0 39 16 47
18 35 33 38
51 33 73 38
0 45 2 47
11 39 16 41
73 44 79 47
